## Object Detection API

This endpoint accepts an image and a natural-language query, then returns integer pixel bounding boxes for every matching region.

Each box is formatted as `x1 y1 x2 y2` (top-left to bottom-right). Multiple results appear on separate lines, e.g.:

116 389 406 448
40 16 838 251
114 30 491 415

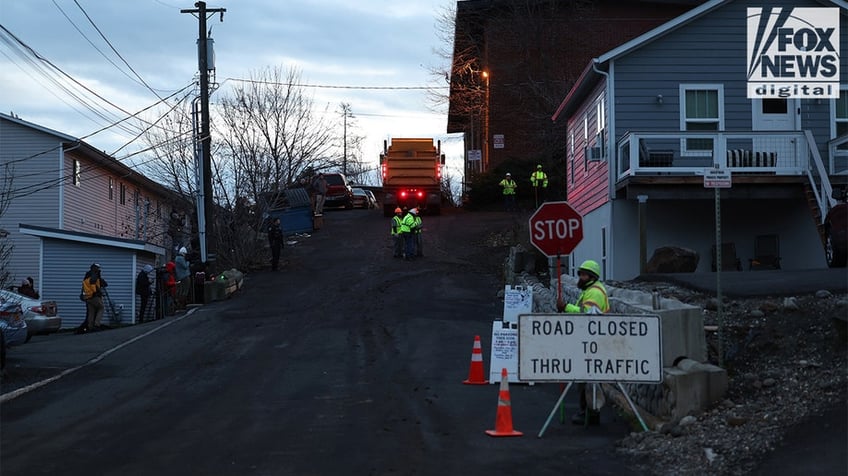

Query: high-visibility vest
578 282 609 313
499 179 517 195
391 215 402 235
400 213 415 233
413 215 423 234
530 170 548 188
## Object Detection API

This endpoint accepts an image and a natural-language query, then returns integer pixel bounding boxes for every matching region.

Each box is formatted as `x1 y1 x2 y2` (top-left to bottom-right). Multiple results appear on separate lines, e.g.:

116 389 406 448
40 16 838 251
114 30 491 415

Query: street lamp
482 70 490 173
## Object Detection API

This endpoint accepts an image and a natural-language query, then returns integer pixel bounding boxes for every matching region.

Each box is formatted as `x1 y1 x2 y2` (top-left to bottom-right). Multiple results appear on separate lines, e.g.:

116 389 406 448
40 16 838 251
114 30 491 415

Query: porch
615 131 847 221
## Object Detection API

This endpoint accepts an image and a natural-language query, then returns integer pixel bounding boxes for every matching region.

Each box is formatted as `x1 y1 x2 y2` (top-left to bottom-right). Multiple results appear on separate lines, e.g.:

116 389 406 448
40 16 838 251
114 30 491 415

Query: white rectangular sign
518 313 663 383
468 149 482 161
704 168 731 188
493 134 505 149
502 285 532 324
489 321 519 383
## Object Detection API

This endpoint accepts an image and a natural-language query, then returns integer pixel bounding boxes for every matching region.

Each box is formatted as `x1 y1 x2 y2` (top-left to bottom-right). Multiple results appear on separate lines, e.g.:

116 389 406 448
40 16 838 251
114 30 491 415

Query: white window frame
833 85 848 139
569 131 575 185
73 160 81 186
679 84 724 157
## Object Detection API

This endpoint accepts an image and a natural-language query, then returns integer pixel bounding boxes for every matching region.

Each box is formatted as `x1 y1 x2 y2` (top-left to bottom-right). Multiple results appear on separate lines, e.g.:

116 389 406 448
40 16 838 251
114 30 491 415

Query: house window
120 183 126 205
569 132 575 185
836 91 848 137
680 84 724 155
73 160 81 186
108 178 114 200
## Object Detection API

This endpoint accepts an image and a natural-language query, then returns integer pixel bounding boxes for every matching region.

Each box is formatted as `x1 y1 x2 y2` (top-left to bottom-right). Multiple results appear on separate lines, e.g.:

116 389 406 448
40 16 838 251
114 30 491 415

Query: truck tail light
381 164 387 180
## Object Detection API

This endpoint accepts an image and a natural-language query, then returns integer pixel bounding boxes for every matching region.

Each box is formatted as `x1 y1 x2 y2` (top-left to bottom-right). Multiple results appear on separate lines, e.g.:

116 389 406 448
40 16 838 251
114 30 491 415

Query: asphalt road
1 207 641 476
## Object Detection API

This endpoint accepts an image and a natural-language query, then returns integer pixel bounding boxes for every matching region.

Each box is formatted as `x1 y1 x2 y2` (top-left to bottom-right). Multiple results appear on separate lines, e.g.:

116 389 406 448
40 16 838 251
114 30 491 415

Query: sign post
704 166 731 367
528 201 584 305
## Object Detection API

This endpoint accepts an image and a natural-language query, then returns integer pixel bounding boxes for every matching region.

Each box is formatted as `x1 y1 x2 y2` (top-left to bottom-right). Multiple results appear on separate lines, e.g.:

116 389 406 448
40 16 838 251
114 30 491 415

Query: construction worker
530 164 548 207
391 207 403 258
556 259 609 426
413 207 424 257
498 172 517 212
400 207 417 260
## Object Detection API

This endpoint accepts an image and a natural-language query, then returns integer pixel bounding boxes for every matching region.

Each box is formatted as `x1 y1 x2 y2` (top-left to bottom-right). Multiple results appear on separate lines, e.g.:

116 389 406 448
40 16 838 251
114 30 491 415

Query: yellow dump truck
379 138 445 217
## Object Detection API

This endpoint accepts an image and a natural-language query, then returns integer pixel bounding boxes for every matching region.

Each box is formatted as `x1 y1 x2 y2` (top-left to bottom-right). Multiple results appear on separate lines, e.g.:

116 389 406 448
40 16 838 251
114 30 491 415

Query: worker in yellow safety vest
400 208 417 260
557 259 609 426
530 164 548 206
391 207 403 258
498 172 517 212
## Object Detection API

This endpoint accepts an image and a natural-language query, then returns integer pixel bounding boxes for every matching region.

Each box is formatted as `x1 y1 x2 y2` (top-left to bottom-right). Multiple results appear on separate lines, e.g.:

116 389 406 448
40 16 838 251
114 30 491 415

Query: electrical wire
51 0 144 90
226 77 448 90
3 81 196 168
72 0 168 101
0 24 182 137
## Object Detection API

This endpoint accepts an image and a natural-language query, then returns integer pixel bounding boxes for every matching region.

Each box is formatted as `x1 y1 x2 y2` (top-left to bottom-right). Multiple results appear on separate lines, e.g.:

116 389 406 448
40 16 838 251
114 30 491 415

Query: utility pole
182 1 225 271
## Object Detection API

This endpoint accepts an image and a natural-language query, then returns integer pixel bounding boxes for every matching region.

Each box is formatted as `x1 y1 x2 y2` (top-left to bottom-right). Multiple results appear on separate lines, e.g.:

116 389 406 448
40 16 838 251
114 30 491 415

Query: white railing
806 130 835 223
828 134 848 176
616 131 810 180
616 130 837 223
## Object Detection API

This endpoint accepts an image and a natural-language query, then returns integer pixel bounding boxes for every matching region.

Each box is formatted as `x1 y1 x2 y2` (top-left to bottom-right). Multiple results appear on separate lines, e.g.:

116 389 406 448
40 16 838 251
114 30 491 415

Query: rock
671 426 687 437
679 415 697 426
782 297 800 311
750 309 765 318
646 246 699 273
759 301 779 313
762 378 777 387
721 399 736 409
753 380 763 389
815 290 833 299
704 447 718 465
726 415 748 426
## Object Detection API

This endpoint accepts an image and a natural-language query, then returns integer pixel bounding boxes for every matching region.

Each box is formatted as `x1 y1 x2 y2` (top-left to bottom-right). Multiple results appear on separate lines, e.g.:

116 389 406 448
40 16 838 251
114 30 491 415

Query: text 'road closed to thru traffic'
517 314 663 383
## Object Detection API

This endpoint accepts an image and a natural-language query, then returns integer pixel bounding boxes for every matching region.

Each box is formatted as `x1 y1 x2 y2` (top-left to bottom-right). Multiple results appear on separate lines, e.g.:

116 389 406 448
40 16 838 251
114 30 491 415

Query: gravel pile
607 280 847 475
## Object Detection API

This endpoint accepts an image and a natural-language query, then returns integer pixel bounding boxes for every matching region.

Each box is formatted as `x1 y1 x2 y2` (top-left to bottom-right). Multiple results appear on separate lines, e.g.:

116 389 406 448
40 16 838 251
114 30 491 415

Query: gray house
0 113 189 328
552 0 847 281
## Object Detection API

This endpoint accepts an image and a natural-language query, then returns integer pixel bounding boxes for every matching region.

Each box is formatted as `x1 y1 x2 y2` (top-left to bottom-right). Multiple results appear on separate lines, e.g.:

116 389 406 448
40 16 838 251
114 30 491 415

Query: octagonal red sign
528 201 584 257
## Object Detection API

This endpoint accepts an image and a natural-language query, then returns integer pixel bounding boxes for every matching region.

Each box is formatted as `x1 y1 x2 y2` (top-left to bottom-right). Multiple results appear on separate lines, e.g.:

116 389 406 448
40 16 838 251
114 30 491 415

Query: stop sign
528 201 584 257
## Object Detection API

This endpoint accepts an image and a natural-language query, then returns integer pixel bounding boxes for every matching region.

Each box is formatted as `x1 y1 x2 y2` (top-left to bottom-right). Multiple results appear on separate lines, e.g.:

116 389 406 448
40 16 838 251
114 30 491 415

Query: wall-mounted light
656 94 664 105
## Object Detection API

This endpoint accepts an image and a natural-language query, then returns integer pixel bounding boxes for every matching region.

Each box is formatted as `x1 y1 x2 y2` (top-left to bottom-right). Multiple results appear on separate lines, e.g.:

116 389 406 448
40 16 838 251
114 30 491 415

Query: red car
825 188 847 268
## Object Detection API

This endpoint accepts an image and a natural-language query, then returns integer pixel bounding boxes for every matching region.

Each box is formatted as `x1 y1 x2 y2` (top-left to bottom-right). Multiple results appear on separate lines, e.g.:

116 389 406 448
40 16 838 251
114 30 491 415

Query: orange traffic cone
463 335 489 385
485 368 523 437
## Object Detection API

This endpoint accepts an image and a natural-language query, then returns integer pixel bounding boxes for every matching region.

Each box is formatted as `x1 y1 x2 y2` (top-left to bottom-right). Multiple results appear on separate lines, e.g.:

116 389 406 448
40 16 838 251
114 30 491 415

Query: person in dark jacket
136 265 153 323
77 263 107 334
268 217 284 271
19 277 39 299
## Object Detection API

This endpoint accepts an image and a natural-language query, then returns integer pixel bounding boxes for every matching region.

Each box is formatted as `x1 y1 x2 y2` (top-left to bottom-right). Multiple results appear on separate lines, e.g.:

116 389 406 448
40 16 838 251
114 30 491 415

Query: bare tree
210 66 337 270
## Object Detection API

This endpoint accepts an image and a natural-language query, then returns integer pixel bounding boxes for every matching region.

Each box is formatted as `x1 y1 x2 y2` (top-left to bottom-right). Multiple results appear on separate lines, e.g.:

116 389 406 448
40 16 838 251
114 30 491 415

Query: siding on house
611 0 843 159
556 0 843 280
1 113 184 303
566 81 610 216
0 119 65 285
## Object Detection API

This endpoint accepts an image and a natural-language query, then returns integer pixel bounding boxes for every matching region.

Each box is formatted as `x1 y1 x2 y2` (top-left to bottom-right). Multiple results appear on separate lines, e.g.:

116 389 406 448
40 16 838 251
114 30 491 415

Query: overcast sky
0 0 462 182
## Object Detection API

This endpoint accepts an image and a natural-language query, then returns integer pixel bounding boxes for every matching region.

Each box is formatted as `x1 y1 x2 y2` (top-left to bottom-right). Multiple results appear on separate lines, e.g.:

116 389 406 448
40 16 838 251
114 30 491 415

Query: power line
3 82 196 168
226 77 448 90
72 0 167 101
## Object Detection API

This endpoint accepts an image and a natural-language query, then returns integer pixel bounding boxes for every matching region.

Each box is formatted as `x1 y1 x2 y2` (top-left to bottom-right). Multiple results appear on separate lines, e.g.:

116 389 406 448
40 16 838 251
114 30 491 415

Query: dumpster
268 188 313 236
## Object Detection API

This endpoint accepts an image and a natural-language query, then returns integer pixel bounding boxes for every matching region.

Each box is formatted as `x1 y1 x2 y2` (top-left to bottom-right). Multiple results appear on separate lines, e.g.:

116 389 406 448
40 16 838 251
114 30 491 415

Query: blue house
552 0 847 280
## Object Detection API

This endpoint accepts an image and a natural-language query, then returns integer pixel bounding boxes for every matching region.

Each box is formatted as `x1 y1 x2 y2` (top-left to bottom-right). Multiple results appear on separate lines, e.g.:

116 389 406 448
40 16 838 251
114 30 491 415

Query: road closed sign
517 313 662 383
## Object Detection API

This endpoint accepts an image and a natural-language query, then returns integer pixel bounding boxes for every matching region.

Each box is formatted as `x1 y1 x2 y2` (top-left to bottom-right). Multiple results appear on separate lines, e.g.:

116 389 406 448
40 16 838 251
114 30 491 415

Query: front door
752 98 800 166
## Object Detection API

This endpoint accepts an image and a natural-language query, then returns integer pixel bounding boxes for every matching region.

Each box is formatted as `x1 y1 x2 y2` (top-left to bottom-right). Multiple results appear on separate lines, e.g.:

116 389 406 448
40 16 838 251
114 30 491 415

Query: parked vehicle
364 190 378 209
0 300 28 369
351 188 375 209
379 138 444 216
825 188 847 268
0 289 62 339
323 173 354 209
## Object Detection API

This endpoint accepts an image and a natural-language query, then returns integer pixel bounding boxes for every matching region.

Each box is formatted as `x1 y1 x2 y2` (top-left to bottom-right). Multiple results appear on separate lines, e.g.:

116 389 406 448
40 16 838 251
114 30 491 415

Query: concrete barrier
503 247 727 426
